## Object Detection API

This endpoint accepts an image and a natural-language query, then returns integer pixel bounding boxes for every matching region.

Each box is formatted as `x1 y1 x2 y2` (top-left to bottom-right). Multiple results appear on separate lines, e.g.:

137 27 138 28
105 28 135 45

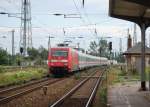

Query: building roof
109 0 150 27
123 42 150 55
125 0 150 7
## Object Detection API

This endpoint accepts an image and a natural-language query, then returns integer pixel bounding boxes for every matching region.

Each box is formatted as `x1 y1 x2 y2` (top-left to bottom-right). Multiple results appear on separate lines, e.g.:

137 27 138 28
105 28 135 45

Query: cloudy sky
0 0 148 54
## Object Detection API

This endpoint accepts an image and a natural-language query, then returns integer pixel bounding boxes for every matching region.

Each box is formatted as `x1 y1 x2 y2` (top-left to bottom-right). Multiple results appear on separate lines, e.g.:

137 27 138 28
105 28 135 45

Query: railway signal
109 42 112 51
20 47 23 54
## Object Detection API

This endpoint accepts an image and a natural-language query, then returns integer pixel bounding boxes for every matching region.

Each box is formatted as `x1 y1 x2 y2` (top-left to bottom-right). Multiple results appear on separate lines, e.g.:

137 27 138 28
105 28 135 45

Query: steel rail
50 78 89 107
0 78 63 104
50 70 101 107
85 71 105 107
0 78 49 94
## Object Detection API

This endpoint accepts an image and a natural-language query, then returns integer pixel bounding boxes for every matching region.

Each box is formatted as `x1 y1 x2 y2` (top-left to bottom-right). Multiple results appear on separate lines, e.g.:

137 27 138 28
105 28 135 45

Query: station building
123 35 150 73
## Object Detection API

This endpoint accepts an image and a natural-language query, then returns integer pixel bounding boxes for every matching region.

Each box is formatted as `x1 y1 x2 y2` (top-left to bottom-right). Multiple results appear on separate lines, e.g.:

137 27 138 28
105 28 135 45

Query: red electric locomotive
48 47 79 75
48 47 108 75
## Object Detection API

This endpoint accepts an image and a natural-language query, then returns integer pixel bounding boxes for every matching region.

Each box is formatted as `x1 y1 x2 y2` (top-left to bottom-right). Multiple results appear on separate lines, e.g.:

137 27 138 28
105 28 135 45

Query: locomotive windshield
52 50 68 57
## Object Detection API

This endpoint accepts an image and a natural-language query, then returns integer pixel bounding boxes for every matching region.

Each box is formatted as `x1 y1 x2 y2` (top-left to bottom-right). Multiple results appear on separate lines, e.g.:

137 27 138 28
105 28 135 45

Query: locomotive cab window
52 50 68 57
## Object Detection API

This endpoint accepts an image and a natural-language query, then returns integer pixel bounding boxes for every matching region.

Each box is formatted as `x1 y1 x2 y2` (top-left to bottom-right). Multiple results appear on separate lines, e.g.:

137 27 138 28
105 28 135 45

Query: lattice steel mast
20 0 32 56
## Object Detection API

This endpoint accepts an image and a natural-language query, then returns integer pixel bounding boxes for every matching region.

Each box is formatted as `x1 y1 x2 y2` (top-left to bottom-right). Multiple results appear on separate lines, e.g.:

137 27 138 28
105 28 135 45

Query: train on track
48 47 109 75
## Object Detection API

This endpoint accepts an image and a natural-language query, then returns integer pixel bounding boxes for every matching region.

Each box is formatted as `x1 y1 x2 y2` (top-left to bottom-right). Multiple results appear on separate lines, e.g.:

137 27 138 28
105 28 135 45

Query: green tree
26 46 48 65
0 48 9 65
89 39 110 58
98 39 109 57
27 47 39 60
38 46 48 60
89 39 125 63
89 41 98 56
115 52 125 63
15 53 21 66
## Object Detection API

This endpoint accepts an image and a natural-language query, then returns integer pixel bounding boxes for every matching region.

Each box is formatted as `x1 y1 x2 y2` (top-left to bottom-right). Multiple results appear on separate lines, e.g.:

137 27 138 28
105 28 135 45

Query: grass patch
99 87 107 105
0 68 47 87
0 66 6 73
107 66 141 85
96 71 107 107
100 87 107 105
107 67 120 85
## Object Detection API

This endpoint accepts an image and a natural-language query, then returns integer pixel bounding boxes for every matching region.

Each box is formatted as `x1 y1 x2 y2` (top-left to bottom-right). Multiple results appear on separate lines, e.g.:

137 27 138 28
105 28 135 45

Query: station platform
108 82 150 107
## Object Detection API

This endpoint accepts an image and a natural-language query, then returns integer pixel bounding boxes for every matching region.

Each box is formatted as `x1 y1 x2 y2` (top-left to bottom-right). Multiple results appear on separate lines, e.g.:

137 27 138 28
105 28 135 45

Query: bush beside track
0 68 48 87
0 65 47 73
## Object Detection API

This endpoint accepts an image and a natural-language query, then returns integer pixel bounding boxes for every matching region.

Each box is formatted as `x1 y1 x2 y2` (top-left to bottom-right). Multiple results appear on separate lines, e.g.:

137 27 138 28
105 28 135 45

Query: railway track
50 70 105 107
0 78 49 93
0 77 64 105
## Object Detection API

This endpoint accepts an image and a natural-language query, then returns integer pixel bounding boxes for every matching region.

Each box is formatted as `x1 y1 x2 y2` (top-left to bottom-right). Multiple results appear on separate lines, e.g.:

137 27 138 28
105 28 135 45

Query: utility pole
12 30 15 65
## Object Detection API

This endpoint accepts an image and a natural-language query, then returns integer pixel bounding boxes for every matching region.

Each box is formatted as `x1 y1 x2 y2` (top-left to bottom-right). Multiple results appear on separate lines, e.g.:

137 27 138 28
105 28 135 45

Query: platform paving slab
108 82 150 107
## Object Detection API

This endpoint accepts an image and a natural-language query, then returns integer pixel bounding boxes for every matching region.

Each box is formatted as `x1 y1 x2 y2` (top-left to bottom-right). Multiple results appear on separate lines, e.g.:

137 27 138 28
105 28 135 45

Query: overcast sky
0 0 148 54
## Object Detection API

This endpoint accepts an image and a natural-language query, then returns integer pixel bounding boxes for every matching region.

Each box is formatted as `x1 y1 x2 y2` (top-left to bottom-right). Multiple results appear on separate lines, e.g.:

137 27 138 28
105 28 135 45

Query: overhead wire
77 0 92 24
78 0 103 40
72 0 96 38
1 1 121 37
72 0 99 40
32 16 62 37
72 0 86 23
1 0 113 36
30 18 112 33
32 12 107 16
